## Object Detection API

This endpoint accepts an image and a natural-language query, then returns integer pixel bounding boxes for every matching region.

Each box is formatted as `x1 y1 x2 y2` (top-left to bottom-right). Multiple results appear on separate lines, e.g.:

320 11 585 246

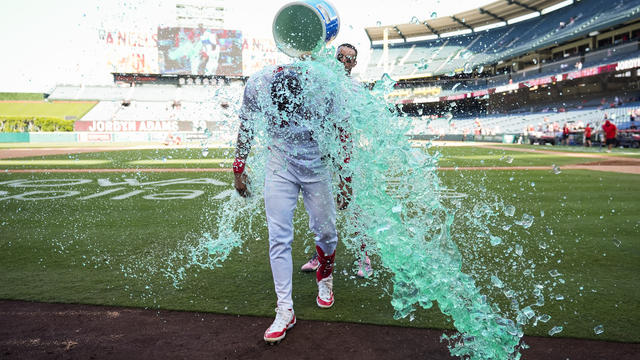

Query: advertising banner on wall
98 28 159 74
74 120 180 132
74 120 228 132
157 27 243 76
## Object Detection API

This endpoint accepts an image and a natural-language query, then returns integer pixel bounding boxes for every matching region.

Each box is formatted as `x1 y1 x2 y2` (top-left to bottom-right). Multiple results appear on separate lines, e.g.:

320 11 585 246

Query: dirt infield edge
1 299 639 360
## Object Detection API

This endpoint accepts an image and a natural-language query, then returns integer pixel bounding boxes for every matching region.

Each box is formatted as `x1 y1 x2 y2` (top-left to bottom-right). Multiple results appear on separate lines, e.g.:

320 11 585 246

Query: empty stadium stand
47 0 640 143
365 0 640 81
49 82 244 124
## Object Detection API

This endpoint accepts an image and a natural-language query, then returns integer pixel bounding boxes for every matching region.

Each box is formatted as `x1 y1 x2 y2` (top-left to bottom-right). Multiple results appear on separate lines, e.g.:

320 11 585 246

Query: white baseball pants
264 156 338 310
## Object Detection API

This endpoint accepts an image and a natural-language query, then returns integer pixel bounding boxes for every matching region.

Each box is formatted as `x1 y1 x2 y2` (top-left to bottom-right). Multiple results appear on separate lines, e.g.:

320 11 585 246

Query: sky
0 0 493 92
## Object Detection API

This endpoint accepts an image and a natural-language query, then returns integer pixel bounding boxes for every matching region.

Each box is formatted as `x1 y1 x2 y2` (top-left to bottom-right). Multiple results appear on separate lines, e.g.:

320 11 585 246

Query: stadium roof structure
365 0 569 42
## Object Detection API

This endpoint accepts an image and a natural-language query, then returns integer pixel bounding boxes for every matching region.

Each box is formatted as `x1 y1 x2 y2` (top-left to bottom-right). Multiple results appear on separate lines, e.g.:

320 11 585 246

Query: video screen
158 27 243 76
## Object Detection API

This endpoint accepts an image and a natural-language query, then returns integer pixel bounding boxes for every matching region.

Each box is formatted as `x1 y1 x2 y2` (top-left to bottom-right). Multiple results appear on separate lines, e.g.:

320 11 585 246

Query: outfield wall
0 131 234 144
407 134 517 143
1 132 515 144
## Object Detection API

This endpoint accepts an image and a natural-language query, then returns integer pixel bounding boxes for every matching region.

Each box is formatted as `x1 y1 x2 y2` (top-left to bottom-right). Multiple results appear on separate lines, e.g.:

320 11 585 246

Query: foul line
3 167 549 173
2 165 639 174
438 166 549 171
2 168 233 173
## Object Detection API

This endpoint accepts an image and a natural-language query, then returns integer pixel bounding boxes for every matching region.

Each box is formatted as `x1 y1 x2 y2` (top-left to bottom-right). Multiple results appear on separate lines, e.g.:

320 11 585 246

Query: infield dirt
2 300 639 360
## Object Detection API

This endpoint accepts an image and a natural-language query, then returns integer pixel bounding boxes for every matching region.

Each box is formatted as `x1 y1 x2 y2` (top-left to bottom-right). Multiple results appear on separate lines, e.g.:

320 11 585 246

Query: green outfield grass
0 92 44 101
0 101 96 119
0 146 638 343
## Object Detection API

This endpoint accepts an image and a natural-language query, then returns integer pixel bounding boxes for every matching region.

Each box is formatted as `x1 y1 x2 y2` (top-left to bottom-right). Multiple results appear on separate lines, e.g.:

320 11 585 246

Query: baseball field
1 142 639 358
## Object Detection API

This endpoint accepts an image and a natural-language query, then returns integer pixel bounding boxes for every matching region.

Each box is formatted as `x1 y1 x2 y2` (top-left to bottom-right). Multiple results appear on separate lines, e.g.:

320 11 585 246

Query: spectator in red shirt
602 120 617 152
562 123 570 145
584 124 592 147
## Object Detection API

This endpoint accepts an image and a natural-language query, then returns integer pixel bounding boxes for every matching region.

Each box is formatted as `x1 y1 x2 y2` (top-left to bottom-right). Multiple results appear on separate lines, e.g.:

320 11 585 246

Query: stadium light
475 22 507 32
507 12 540 25
540 0 574 15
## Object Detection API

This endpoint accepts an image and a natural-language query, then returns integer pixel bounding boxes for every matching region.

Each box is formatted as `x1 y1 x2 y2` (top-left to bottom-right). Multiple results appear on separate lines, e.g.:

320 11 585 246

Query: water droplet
555 294 564 300
549 269 561 277
552 164 561 174
491 275 504 288
202 148 209 157
414 58 429 70
515 214 534 228
504 205 515 217
490 235 503 246
431 12 437 18
594 325 604 335
376 20 382 26
410 16 420 24
515 244 523 256
548 326 563 336
505 156 514 164
613 239 621 247
522 306 535 319
538 314 551 323
445 112 454 122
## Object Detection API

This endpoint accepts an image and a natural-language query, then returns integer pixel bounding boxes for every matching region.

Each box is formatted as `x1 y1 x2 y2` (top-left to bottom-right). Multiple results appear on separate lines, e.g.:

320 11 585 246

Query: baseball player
300 43 373 278
233 63 349 343
202 30 221 75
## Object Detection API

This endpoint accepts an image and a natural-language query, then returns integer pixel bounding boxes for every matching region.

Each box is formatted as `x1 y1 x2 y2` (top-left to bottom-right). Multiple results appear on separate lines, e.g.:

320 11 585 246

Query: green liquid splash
172 46 524 359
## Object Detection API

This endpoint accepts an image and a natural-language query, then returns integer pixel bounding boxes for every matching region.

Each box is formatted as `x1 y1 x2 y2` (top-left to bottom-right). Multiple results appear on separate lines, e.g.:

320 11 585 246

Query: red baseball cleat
316 275 334 308
264 308 296 344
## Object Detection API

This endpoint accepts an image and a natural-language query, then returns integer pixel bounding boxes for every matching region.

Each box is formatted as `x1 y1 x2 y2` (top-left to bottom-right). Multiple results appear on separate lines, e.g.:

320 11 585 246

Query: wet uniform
238 65 339 310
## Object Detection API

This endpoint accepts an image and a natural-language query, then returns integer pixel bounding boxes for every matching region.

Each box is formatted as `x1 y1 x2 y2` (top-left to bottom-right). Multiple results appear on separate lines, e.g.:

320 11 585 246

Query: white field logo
0 178 234 201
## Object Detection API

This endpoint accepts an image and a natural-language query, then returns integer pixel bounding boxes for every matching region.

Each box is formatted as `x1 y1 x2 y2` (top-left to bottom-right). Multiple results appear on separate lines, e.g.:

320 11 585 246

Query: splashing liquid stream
166 46 526 359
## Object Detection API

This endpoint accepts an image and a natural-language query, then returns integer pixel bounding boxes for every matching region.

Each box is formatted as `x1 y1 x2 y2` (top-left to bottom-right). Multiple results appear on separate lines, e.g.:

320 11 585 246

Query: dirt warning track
3 164 639 175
